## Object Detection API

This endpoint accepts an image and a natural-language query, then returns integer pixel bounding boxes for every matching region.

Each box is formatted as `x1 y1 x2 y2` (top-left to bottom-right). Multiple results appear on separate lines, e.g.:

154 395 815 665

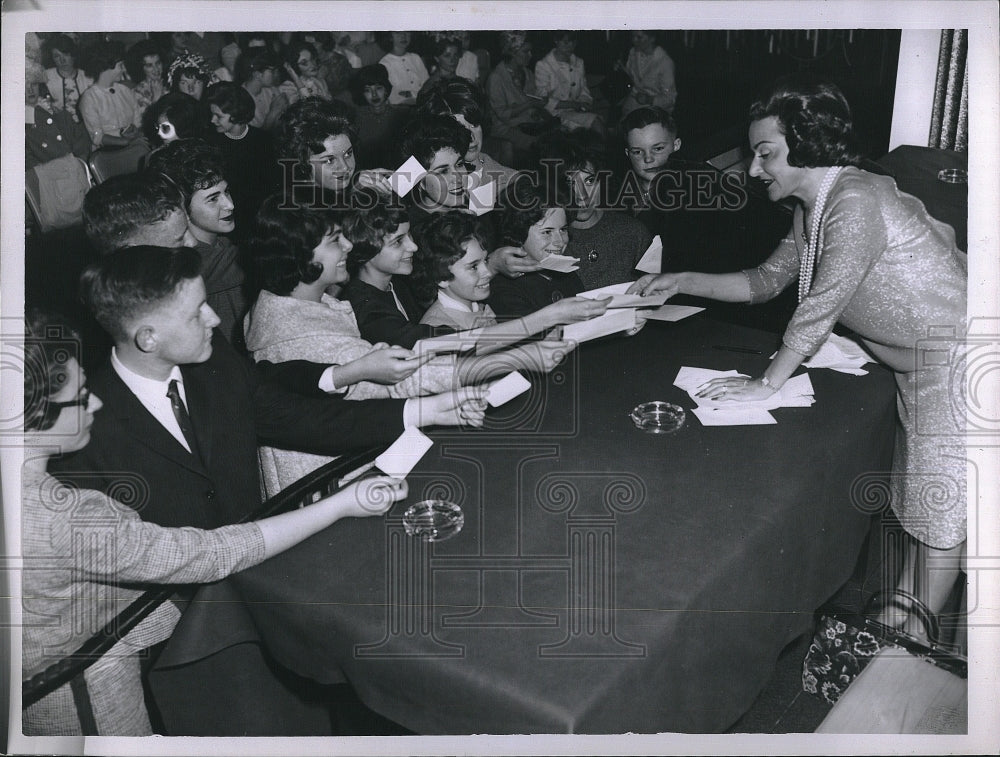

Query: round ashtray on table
402 499 464 541
936 168 968 184
629 401 686 434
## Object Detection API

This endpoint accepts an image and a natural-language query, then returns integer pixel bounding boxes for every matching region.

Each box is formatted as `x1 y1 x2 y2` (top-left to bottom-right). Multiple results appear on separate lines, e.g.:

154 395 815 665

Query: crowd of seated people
36 29 975 740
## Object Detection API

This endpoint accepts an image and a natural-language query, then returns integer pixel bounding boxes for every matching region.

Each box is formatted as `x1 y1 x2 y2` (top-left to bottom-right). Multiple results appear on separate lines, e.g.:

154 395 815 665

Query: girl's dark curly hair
415 78 490 131
78 39 126 80
248 194 344 296
124 39 164 85
748 76 864 167
410 211 490 303
275 97 358 172
397 114 471 169
496 177 555 248
341 189 410 276
204 81 256 126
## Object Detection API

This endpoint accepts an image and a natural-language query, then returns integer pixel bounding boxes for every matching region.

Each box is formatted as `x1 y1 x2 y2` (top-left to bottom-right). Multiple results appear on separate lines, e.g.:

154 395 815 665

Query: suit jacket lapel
181 362 214 470
99 366 211 478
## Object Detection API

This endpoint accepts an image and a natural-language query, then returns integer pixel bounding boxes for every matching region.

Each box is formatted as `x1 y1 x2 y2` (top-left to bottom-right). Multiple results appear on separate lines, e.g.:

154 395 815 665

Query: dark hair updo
748 76 864 167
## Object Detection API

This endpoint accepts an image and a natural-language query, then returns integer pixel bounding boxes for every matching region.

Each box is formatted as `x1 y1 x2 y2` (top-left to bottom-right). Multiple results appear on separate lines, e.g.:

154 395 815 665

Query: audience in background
620 30 677 117
350 64 409 169
204 81 279 241
42 33 93 122
486 31 550 165
280 40 333 103
142 90 209 149
25 68 91 171
237 47 289 131
124 39 167 119
377 31 428 106
534 30 603 135
77 39 143 149
166 52 217 100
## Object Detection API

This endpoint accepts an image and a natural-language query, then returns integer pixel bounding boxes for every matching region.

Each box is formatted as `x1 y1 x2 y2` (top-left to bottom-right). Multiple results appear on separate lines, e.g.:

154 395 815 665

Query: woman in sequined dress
630 77 968 630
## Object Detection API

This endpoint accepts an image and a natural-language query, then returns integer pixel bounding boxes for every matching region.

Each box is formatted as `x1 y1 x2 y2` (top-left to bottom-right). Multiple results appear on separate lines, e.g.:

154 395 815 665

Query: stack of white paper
673 367 816 426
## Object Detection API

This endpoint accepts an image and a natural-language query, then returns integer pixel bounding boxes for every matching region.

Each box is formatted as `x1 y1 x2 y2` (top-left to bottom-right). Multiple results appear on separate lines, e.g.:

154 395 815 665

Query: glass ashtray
629 401 686 434
402 499 464 541
937 168 968 184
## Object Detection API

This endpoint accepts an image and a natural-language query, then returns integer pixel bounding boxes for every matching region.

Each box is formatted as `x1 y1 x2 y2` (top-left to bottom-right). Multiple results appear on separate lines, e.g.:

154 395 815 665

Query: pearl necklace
798 166 843 303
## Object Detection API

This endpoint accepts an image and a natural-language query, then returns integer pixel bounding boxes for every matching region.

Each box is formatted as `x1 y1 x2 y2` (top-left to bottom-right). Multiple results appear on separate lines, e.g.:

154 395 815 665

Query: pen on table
712 345 763 355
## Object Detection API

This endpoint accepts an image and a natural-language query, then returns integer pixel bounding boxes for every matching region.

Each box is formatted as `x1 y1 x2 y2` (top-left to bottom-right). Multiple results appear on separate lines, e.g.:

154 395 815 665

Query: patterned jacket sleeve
742 234 799 305
49 482 267 584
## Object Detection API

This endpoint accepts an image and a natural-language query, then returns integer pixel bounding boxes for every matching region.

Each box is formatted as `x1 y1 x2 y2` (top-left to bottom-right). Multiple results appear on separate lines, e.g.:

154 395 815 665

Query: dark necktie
166 379 201 460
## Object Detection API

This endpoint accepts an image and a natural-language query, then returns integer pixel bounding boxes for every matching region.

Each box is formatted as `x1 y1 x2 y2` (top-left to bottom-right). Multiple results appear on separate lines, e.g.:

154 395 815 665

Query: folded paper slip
692 406 777 426
562 309 637 343
537 253 581 273
412 329 483 355
635 235 662 274
643 304 705 322
391 155 428 197
374 427 434 478
578 282 668 308
468 179 496 215
487 371 532 407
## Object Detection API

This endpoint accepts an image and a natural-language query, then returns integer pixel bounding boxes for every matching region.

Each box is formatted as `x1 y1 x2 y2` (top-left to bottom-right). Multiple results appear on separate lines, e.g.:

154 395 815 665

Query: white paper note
578 282 668 308
468 179 496 215
675 366 816 412
538 253 581 273
487 371 532 407
412 329 482 355
692 406 778 426
374 427 434 478
562 309 637 343
391 155 428 197
643 304 706 322
635 235 663 274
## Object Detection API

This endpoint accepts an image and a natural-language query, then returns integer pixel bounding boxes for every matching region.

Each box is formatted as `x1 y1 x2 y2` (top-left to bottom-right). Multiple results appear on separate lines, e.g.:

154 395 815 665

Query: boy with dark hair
83 172 194 255
146 138 247 346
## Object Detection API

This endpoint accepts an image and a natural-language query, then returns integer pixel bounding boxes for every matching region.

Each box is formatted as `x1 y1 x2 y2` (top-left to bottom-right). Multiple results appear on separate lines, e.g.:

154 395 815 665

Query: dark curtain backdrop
929 29 968 152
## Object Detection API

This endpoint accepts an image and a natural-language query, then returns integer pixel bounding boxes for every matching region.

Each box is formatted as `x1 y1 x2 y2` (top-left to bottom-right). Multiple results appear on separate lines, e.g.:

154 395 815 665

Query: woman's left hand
356 168 394 196
695 376 777 402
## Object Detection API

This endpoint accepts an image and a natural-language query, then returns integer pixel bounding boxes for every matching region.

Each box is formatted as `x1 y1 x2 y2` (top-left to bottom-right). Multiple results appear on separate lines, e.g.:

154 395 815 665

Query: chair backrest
87 141 151 184
21 443 387 710
25 156 93 233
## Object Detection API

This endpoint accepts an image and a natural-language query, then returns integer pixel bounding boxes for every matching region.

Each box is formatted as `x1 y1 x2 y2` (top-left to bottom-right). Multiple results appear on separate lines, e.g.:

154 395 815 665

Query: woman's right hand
339 476 408 517
627 273 681 297
355 344 427 384
543 296 611 324
487 246 542 278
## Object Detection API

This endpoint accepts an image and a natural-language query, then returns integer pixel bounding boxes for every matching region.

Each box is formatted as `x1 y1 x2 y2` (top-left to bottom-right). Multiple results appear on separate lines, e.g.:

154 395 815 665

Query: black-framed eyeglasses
36 387 91 430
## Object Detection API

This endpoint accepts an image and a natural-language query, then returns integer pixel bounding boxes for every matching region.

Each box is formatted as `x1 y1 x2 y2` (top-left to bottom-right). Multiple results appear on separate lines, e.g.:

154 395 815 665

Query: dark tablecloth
876 145 968 251
152 314 896 734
